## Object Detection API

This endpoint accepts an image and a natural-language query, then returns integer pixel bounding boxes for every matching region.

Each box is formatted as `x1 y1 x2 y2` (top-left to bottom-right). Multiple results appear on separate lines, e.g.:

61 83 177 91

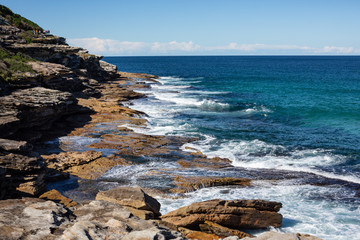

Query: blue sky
2 0 360 56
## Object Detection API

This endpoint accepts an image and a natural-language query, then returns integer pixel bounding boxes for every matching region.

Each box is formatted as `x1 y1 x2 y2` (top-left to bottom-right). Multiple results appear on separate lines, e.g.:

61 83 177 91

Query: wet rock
242 231 323 240
161 199 282 230
96 186 161 219
39 189 77 208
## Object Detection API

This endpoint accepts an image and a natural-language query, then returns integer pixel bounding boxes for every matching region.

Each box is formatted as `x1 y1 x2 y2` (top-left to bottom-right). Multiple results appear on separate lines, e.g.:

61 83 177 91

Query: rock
39 189 77 208
122 227 184 240
100 60 117 74
199 221 253 238
0 87 78 138
66 200 181 240
241 231 323 240
161 199 282 230
0 138 33 153
96 186 161 219
0 198 72 240
178 227 221 240
42 150 103 171
0 198 184 240
0 151 45 198
171 176 251 193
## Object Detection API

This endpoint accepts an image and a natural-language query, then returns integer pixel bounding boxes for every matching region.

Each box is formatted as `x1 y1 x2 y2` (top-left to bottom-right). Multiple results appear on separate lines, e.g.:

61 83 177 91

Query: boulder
96 186 161 219
161 199 282 230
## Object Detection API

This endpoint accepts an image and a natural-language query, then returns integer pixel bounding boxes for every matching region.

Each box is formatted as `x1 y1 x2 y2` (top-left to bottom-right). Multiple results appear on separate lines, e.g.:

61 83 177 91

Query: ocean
103 56 360 239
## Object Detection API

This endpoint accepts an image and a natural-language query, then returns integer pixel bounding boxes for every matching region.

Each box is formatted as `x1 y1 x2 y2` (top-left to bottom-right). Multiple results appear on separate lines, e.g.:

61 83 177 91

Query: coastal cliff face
0 5 121 199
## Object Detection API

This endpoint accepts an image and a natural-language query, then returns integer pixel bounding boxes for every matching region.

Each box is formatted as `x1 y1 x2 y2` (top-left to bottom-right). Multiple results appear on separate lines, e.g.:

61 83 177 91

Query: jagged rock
96 186 161 219
161 199 282 230
122 227 184 240
171 176 251 193
0 198 72 240
0 151 45 198
28 61 71 81
42 150 103 171
65 200 181 240
199 221 253 239
178 227 221 240
242 231 323 240
0 198 184 240
39 189 77 208
100 60 117 74
0 87 78 138
0 138 33 153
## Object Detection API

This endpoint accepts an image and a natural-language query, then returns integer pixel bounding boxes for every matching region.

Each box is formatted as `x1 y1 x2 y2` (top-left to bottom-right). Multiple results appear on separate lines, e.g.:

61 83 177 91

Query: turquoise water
104 56 360 239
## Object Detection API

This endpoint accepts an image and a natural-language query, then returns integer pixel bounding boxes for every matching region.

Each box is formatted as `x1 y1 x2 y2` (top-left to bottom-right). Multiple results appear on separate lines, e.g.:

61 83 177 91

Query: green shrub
0 5 42 30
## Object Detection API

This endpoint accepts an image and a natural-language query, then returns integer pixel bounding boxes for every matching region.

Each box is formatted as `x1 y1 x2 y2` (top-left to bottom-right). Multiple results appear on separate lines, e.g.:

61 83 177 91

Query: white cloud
67 37 360 55
68 37 146 55
151 41 201 53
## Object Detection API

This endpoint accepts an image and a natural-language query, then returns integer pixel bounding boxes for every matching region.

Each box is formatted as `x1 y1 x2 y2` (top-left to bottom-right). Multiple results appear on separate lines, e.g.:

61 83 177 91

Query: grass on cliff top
0 48 35 83
0 5 42 31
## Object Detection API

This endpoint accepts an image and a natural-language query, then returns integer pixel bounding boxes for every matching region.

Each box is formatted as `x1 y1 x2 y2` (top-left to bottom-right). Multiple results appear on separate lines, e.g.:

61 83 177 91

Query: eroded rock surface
161 199 283 230
96 186 161 219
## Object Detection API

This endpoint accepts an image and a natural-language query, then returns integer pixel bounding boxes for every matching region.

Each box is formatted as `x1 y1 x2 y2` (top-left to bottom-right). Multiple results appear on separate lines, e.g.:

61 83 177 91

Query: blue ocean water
104 56 360 239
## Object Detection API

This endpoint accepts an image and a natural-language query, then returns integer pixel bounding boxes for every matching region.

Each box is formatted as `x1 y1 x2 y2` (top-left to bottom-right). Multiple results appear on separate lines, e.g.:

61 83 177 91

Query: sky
2 0 360 56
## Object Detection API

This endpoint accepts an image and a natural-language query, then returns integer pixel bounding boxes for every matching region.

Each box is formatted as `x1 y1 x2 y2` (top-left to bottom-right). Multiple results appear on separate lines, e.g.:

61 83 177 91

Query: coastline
0 6 328 239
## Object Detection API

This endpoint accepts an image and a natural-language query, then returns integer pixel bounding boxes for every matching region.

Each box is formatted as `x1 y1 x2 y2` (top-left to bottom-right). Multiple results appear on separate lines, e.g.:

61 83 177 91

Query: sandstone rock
0 87 78 138
0 198 72 240
171 176 251 193
39 189 77 208
161 199 282 230
0 198 183 240
0 139 33 153
0 151 45 198
199 221 253 239
66 200 181 240
96 186 161 219
241 231 323 240
178 227 221 240
42 150 103 171
122 227 184 240
99 60 117 74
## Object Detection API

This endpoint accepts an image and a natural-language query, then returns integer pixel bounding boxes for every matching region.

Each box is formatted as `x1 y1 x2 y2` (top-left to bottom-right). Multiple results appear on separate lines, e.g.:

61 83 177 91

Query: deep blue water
103 56 360 239
105 56 360 180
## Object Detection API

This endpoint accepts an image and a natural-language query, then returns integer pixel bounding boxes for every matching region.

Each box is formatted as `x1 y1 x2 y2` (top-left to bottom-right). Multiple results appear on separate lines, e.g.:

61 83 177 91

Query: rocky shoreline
0 5 322 239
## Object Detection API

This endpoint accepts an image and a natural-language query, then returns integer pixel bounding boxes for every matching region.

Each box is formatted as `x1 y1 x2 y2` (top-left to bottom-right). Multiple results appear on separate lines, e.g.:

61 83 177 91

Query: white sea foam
158 184 360 240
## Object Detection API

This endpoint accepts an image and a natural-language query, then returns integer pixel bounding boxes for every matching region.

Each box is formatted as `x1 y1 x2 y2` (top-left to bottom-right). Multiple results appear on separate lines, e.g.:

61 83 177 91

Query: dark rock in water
161 199 282 230
96 186 161 219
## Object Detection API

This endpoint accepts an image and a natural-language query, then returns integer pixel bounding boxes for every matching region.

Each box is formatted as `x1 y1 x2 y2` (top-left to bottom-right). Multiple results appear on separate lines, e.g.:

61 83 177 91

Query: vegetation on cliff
0 5 42 31
0 47 34 83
